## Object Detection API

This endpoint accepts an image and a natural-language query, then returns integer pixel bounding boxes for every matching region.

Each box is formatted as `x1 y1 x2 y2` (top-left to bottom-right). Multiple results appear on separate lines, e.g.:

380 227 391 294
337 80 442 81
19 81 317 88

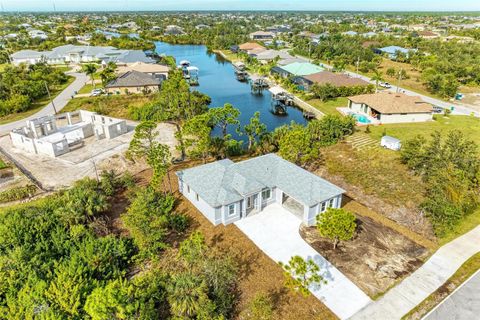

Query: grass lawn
0 76 75 125
307 97 348 115
403 252 480 320
78 83 98 95
438 209 480 246
0 158 8 170
214 50 242 62
0 63 7 73
53 65 71 73
365 115 480 145
63 94 151 120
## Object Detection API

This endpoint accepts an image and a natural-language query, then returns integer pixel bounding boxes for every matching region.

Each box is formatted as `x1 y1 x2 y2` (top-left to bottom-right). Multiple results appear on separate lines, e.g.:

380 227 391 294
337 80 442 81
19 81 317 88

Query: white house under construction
10 110 128 158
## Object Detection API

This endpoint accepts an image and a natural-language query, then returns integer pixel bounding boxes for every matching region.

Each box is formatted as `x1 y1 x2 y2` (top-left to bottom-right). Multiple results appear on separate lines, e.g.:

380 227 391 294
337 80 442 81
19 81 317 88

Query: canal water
154 42 307 139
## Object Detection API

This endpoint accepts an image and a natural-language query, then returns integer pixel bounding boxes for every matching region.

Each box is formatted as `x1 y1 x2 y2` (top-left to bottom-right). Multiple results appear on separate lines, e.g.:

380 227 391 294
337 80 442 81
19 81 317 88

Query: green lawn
0 76 75 125
0 158 8 170
0 63 7 73
439 209 480 246
365 115 480 145
307 97 348 115
78 83 99 95
53 65 71 73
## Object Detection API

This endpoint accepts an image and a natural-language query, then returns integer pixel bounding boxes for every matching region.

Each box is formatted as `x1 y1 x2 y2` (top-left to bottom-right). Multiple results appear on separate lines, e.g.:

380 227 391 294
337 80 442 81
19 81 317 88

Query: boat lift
269 86 295 115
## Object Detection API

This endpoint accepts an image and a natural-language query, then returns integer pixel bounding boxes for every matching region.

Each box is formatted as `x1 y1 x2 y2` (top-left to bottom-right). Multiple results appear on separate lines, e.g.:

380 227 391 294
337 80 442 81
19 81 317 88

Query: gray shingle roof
105 70 161 88
176 154 345 207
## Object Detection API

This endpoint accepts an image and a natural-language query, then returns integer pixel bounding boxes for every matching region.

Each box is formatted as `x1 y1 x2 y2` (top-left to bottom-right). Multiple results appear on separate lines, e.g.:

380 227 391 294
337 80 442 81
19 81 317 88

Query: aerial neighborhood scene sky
1 1 480 320
2 0 480 11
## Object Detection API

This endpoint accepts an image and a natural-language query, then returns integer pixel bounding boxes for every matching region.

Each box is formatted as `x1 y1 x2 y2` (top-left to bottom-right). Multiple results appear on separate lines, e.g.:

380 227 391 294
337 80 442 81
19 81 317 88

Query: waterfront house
238 42 266 54
116 62 169 80
105 71 162 95
251 49 293 63
293 71 371 91
271 62 324 78
176 154 345 226
11 45 155 66
347 92 433 124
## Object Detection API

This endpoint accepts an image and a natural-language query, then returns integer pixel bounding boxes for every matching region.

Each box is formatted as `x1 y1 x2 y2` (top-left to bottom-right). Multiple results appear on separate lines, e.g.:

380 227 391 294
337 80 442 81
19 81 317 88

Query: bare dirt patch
300 211 429 298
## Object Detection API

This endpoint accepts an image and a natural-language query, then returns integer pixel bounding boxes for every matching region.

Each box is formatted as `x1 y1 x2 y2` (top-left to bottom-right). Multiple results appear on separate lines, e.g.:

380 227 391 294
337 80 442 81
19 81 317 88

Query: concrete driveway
0 72 88 136
235 203 371 319
423 270 480 320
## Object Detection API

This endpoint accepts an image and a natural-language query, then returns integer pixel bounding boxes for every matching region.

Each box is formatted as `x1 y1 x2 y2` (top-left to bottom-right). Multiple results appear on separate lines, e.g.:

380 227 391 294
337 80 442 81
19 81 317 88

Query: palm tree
371 70 384 93
82 63 98 88
167 273 209 318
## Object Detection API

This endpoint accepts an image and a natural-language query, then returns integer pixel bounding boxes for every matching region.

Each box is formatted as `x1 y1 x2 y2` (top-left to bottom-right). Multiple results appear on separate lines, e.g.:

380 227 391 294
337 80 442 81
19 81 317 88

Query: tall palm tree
82 63 98 88
371 70 384 93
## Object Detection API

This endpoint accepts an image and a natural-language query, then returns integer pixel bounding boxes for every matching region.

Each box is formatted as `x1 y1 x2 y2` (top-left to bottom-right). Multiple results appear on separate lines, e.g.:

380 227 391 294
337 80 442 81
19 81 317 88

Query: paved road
0 72 88 136
294 53 480 117
423 270 480 320
350 225 480 320
235 204 372 320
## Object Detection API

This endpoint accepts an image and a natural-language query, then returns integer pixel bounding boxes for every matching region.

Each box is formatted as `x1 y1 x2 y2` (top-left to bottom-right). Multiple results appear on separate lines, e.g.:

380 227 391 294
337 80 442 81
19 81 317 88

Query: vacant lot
365 115 480 145
307 97 347 115
133 166 337 320
301 208 429 298
318 141 432 237
63 94 151 120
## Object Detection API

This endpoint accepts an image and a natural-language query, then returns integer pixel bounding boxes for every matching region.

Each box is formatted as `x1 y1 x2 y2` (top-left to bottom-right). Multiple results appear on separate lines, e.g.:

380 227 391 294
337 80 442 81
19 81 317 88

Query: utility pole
396 68 403 93
356 56 360 75
44 81 57 114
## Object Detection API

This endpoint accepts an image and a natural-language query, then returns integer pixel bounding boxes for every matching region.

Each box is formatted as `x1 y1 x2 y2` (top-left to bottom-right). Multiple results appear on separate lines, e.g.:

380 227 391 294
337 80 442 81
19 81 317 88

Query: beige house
105 70 162 95
116 62 170 80
347 92 433 124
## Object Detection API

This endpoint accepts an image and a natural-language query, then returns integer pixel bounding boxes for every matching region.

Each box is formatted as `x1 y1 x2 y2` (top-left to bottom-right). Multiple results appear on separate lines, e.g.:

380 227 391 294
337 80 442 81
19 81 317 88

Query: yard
63 94 151 120
365 114 480 145
77 83 97 95
307 97 347 115
300 200 429 299
0 75 75 125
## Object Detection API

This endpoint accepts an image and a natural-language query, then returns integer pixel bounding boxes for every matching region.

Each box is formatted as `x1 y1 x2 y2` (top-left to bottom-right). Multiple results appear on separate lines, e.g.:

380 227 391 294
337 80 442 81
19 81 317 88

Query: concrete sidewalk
0 72 88 136
235 204 371 320
350 225 480 320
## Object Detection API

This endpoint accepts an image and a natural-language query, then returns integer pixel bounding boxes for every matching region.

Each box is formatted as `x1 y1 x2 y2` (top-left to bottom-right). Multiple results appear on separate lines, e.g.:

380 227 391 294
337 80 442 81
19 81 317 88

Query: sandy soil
300 213 429 298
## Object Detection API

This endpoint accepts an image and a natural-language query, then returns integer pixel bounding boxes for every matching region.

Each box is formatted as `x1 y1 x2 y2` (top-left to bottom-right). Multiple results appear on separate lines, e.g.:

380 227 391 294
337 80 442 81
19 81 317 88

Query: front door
246 194 258 215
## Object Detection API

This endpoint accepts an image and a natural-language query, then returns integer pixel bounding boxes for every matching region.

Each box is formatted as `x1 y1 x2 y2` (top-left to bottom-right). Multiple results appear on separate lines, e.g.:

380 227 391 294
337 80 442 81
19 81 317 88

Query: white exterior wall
178 177 221 225
308 195 343 226
10 132 36 154
379 112 432 124
222 200 243 225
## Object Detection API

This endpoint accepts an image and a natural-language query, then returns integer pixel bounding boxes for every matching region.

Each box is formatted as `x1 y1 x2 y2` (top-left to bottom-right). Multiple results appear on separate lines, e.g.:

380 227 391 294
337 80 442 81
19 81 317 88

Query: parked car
432 105 444 114
380 82 392 89
90 89 104 96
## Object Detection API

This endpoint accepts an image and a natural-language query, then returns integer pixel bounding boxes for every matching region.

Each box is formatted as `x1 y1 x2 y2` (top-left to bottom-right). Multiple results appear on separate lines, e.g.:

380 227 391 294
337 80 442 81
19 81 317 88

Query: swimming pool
351 113 371 124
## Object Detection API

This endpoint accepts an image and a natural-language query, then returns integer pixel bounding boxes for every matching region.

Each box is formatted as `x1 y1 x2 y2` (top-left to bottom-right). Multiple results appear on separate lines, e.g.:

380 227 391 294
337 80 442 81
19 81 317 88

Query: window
321 202 327 212
329 198 335 208
262 188 271 200
228 204 235 216
195 193 199 201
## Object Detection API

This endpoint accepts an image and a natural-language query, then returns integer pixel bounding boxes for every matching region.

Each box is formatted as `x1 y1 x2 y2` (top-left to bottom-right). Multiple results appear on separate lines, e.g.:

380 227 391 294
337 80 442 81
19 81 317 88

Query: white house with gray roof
10 45 155 66
176 154 345 226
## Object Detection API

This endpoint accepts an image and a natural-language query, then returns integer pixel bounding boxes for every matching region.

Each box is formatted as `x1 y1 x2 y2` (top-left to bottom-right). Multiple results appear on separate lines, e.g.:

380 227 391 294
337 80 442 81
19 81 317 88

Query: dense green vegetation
0 169 239 319
0 63 68 117
0 184 37 203
400 130 480 235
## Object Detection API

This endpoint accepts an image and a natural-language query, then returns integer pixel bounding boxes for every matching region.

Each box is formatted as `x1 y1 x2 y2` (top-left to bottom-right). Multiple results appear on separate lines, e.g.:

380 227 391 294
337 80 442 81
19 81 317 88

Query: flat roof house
105 70 162 94
176 154 345 226
347 92 434 124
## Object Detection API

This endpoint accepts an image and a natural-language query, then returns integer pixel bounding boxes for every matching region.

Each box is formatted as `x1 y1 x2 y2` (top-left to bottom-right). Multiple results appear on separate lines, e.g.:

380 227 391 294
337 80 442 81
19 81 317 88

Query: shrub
316 208 357 250
0 184 37 203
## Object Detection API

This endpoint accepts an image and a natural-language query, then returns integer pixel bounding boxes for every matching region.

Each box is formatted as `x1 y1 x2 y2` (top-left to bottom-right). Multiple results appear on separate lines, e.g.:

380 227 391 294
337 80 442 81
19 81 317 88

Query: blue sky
2 0 480 12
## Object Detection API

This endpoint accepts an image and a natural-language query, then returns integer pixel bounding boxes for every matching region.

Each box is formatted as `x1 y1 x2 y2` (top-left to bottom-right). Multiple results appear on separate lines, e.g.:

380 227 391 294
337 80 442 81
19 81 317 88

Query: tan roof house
347 92 433 124
238 42 267 54
105 70 162 95
116 62 169 79
294 71 371 90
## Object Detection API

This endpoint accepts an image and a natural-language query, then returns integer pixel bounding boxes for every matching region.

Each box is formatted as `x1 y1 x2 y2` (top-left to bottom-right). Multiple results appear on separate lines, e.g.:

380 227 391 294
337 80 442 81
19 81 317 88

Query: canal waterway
154 42 307 139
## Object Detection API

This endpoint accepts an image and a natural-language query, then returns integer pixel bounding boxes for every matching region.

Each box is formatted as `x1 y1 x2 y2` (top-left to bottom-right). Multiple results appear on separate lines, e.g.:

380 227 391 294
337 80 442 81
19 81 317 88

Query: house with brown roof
293 71 371 91
347 92 433 124
238 42 267 55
